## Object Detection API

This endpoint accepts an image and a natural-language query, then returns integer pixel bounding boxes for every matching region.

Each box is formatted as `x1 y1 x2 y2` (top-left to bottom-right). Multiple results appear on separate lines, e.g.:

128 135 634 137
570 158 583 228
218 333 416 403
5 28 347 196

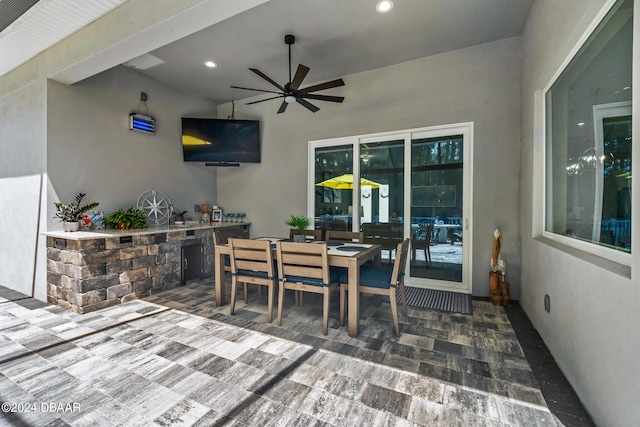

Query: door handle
184 258 188 270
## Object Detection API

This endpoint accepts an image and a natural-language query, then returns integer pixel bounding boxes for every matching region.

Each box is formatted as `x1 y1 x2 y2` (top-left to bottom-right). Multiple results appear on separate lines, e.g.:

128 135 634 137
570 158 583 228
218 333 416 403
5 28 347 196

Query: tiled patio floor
0 279 592 426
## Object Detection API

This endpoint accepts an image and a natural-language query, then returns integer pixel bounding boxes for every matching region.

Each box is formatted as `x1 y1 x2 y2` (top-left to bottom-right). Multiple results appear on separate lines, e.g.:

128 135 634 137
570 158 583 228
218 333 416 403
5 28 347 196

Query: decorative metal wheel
137 190 172 226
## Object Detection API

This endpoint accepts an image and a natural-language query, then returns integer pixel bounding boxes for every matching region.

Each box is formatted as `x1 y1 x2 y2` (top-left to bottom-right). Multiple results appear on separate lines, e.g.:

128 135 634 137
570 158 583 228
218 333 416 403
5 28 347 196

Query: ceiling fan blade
297 78 345 95
231 85 282 95
300 93 345 103
296 97 320 113
289 64 310 91
277 101 288 114
246 95 283 105
249 68 285 92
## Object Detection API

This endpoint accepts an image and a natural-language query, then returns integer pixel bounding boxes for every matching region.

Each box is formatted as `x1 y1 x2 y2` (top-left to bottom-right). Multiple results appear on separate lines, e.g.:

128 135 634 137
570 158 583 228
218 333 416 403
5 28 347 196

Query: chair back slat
229 238 274 278
236 259 270 272
325 230 363 243
283 265 323 280
234 248 270 261
280 252 324 267
276 241 329 284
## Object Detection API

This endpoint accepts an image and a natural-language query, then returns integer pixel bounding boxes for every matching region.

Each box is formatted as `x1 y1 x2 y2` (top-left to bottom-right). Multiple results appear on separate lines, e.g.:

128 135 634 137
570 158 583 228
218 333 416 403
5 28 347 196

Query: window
545 0 633 260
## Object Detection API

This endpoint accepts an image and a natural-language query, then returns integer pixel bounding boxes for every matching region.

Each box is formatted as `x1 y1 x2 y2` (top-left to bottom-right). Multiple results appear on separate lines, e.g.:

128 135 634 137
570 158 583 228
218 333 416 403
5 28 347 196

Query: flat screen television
181 118 261 164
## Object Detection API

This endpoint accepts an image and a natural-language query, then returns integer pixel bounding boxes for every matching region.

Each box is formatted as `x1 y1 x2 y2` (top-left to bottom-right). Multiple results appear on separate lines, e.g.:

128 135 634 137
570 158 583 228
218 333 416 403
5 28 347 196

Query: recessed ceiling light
204 61 217 68
376 0 393 13
577 122 585 127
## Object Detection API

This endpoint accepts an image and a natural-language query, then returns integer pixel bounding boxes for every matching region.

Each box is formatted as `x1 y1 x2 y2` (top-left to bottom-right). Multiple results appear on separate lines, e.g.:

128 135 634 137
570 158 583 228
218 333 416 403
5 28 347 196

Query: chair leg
398 281 407 316
244 283 248 304
267 284 274 323
322 287 330 335
277 283 285 326
426 246 431 266
299 291 304 306
389 287 400 336
230 278 238 315
339 285 346 326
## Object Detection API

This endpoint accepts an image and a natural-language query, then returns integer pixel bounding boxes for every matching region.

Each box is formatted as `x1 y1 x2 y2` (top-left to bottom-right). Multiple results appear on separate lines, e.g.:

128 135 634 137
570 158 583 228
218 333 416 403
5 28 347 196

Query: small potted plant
54 193 99 232
286 214 312 242
173 210 188 225
103 207 148 230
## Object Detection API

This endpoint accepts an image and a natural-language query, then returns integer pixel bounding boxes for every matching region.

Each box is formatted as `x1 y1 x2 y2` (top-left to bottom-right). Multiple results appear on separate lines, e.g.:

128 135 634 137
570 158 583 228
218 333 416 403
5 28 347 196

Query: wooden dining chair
228 238 277 323
411 223 433 266
289 228 323 241
275 241 341 335
361 223 403 263
325 229 364 243
339 238 410 336
213 226 246 272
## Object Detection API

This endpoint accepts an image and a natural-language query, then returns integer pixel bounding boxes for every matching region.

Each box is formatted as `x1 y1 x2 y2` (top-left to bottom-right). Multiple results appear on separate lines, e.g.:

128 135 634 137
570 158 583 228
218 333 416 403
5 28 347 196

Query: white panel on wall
0 174 42 296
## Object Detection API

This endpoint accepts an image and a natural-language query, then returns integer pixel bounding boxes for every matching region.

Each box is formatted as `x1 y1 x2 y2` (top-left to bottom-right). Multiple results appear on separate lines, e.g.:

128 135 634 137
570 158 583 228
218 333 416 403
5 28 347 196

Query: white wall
217 37 523 298
47 66 218 230
520 1 640 425
0 81 47 298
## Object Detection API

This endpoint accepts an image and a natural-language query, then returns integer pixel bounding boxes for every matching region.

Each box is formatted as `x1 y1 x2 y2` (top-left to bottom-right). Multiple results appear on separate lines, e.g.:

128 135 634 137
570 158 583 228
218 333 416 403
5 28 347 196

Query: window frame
540 0 635 267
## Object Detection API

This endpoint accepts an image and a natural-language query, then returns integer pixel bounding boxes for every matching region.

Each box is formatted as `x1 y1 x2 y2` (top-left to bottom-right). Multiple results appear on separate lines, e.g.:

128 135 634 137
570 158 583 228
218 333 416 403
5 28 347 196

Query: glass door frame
308 122 474 293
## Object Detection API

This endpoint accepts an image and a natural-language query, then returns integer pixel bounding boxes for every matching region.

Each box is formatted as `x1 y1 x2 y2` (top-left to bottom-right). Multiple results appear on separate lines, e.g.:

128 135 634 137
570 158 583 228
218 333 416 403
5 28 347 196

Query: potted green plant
173 210 188 225
286 214 312 242
54 193 99 232
103 207 148 230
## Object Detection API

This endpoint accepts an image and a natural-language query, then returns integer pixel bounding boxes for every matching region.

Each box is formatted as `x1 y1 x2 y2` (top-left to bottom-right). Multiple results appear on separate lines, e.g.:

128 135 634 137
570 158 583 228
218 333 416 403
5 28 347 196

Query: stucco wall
217 37 523 299
47 65 218 231
520 1 640 425
0 81 47 298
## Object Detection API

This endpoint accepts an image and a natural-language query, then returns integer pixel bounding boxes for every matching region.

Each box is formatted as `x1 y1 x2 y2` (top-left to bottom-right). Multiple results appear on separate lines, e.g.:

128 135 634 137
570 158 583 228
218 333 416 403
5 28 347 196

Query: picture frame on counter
212 208 222 223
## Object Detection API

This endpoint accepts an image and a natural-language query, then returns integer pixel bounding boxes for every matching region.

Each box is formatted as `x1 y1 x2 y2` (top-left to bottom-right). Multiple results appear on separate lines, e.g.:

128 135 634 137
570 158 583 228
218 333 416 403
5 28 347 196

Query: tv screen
182 118 261 164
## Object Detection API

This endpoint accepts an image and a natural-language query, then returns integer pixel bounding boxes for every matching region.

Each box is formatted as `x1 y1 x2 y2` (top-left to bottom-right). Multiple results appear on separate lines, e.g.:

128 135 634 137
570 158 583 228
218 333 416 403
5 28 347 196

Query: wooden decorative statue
489 228 510 306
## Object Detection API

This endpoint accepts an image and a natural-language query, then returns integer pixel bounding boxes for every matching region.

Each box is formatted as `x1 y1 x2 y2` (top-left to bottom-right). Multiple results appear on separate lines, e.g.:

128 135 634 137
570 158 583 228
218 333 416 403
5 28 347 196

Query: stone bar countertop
43 222 248 240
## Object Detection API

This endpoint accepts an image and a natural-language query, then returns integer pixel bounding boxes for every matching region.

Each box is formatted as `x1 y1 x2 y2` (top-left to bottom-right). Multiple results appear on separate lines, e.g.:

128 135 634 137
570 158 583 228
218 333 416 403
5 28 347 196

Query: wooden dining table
213 237 382 337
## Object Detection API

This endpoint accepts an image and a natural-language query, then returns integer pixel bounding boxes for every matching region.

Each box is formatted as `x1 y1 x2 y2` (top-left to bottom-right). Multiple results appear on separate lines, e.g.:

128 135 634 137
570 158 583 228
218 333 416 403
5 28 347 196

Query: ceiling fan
231 34 345 113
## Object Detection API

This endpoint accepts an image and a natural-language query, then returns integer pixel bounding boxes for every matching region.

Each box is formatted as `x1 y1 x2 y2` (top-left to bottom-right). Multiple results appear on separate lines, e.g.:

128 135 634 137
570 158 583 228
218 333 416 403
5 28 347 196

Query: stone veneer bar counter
44 223 249 314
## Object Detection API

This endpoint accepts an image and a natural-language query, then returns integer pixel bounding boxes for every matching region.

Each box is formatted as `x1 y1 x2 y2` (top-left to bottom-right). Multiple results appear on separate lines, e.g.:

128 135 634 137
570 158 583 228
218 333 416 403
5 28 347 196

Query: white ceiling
0 0 127 78
1 0 534 106
132 0 534 105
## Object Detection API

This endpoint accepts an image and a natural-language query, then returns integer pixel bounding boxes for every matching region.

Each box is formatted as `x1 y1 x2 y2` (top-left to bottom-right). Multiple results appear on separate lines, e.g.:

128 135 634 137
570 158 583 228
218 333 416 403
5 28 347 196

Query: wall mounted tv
181 118 261 165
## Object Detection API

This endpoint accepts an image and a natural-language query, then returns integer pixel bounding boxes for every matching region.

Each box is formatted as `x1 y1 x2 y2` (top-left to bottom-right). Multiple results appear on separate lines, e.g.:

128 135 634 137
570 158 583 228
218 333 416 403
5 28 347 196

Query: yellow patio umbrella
315 174 382 189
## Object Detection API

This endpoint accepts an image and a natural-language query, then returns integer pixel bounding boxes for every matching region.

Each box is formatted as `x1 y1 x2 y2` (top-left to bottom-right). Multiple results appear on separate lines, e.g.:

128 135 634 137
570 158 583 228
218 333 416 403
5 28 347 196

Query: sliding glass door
309 124 472 293
409 134 465 290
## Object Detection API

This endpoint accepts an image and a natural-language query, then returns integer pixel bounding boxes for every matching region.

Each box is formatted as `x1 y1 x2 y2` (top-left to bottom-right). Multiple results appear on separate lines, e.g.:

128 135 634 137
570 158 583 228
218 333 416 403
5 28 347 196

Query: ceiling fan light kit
231 34 345 113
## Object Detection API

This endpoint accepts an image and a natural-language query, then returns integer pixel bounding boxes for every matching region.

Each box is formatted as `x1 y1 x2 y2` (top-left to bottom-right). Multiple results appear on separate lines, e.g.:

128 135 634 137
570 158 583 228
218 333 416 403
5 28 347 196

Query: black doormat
382 286 473 315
